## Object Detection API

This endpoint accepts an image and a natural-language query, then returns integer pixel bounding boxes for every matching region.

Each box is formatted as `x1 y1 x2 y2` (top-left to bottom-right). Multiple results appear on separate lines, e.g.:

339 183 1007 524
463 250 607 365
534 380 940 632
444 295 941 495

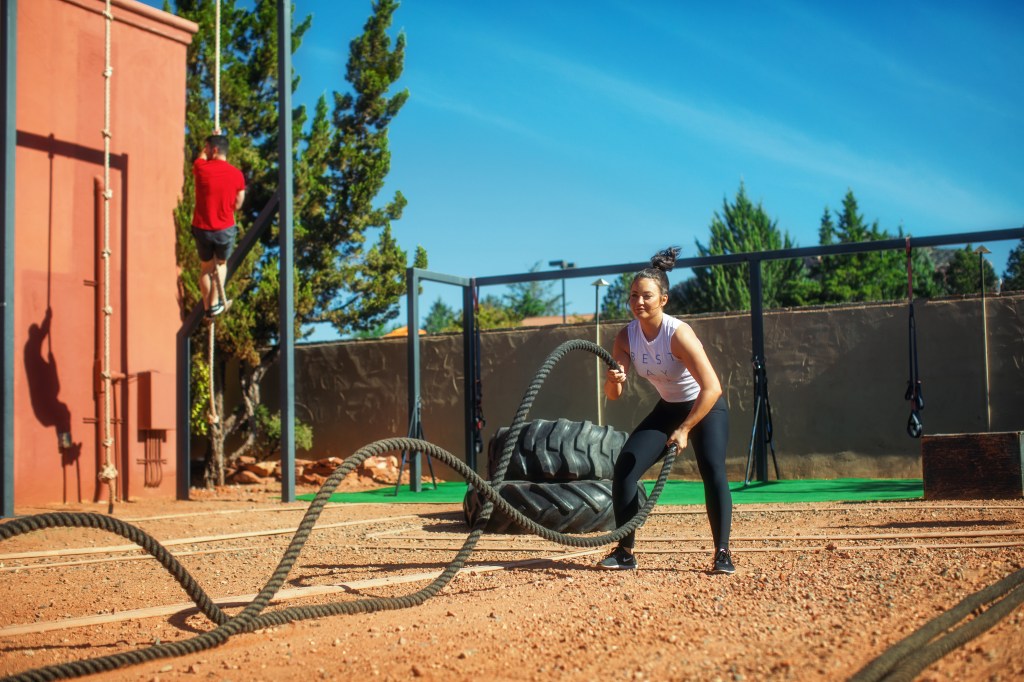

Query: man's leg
213 260 228 308
199 259 216 310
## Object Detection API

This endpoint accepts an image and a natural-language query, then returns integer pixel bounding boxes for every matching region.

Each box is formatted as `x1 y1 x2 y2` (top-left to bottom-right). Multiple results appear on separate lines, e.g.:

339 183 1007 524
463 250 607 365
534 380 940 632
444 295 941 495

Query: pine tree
424 298 460 334
937 245 998 295
1002 239 1024 292
812 190 937 303
172 0 425 485
675 183 809 313
503 263 561 319
317 0 428 334
476 295 522 329
600 273 634 320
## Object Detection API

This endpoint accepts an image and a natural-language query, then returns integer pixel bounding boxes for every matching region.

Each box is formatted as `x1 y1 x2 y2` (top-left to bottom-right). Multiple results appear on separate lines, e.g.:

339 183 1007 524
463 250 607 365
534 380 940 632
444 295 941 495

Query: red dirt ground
2 484 1023 681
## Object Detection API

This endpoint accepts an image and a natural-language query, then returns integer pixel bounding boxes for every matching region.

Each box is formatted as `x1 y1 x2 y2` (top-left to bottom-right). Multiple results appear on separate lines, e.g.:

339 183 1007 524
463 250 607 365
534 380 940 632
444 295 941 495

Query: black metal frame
404 226 1024 491
1 0 14 517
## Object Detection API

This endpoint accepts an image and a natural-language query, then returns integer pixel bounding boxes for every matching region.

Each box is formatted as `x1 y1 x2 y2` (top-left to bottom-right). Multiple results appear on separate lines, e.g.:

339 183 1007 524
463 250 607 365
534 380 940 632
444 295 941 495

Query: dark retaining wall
257 293 1024 481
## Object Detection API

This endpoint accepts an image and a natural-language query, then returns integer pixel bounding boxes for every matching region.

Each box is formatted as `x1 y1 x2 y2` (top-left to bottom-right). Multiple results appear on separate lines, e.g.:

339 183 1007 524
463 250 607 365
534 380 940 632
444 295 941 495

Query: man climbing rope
191 132 244 319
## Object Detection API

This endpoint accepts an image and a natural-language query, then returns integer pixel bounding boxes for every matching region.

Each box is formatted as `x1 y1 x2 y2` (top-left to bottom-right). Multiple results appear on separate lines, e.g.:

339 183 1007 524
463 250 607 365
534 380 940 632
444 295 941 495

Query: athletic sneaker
711 548 735 575
211 299 232 317
598 547 637 570
205 299 232 320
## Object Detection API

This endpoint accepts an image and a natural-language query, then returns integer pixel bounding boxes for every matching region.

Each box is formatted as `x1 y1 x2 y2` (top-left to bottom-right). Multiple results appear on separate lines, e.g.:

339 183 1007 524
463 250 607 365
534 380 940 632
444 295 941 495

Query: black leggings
613 396 732 550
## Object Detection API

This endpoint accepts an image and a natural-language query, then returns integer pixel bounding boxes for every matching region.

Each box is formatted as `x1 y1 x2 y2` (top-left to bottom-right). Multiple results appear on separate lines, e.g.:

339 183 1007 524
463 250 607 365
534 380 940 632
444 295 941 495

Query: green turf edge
295 478 924 505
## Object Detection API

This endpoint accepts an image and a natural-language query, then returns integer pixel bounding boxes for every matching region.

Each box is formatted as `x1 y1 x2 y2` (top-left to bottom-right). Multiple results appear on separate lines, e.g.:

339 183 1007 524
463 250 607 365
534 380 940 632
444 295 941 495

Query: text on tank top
627 316 701 403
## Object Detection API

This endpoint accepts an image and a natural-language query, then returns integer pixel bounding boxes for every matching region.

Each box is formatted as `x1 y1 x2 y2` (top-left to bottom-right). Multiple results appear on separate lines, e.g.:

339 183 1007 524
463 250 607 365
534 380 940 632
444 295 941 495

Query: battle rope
850 565 1024 682
0 339 677 682
96 0 119 512
904 238 924 438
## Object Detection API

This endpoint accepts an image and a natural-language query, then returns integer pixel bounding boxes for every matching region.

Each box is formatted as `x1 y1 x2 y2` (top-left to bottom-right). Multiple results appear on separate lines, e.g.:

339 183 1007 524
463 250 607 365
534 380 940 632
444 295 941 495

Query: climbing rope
207 321 218 425
0 339 678 682
213 0 221 132
96 0 119 508
205 0 225 428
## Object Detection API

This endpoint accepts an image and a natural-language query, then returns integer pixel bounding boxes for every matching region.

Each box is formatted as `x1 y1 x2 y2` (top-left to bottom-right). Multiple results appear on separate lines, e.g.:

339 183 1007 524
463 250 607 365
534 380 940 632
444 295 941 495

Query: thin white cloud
484 42 1021 226
408 81 554 143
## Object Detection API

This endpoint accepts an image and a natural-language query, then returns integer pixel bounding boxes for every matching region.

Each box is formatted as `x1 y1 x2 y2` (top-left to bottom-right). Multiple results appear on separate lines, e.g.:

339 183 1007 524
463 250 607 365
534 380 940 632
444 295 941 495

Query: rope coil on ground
0 340 677 682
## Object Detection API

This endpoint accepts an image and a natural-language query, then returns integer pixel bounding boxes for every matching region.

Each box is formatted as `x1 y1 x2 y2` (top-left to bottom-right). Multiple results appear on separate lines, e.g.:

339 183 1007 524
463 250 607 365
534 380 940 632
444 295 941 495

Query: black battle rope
904 238 924 438
850 565 1024 682
1 339 677 682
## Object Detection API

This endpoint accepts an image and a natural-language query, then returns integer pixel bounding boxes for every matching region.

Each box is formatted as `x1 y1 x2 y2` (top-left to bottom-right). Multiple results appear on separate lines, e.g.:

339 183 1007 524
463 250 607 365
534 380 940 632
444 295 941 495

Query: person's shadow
24 308 82 502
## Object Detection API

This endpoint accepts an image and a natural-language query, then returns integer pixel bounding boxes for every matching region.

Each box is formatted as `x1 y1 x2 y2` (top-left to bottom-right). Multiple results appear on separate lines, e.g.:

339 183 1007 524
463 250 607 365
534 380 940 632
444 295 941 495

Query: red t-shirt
192 158 245 231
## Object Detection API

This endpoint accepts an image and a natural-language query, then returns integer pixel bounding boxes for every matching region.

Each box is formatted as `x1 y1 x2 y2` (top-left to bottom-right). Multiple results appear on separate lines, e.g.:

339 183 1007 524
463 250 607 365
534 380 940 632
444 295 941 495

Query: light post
592 278 610 425
548 260 575 323
975 245 991 431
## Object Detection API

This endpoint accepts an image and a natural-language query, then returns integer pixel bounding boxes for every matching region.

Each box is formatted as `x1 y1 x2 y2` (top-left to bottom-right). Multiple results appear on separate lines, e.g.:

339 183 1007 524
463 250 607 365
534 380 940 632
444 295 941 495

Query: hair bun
650 246 681 272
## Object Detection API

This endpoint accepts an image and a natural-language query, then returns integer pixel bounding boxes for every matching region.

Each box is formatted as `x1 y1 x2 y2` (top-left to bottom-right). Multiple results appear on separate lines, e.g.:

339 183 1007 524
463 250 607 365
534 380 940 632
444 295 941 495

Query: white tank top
627 316 701 403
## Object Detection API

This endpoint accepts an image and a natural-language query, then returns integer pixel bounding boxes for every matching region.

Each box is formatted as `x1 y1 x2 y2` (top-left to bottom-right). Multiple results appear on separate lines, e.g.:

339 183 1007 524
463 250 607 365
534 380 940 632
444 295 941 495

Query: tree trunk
231 356 271 462
199 347 279 486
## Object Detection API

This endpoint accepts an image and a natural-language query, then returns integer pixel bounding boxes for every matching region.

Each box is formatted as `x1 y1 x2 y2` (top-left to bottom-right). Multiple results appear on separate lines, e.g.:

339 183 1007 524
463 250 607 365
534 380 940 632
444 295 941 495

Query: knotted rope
96 0 118 509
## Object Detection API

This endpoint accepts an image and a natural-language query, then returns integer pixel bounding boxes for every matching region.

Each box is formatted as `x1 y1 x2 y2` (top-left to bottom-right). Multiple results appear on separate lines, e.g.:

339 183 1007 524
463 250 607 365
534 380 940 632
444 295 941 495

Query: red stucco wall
15 0 196 506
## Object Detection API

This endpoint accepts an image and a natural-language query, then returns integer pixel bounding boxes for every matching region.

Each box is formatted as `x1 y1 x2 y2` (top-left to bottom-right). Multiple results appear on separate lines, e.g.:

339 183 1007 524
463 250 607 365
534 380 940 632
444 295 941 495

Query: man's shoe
711 548 735 575
209 299 232 318
598 547 637 570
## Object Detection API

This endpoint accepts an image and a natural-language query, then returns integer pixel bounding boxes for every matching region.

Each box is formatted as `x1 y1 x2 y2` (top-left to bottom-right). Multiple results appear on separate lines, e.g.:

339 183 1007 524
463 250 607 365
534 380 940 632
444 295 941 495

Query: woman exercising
599 247 734 574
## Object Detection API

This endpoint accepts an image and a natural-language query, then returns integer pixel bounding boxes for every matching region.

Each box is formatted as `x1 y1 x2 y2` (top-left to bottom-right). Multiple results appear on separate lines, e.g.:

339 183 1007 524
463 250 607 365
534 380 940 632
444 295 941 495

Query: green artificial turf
296 478 923 505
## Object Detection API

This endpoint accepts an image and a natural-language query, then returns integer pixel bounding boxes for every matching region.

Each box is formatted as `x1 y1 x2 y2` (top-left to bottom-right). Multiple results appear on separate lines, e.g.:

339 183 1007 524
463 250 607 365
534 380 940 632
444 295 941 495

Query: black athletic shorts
191 225 237 262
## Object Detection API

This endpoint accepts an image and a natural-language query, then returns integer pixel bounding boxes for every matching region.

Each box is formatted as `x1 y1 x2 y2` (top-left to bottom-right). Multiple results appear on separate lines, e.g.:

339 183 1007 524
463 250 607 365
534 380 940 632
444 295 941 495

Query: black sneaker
598 547 637 570
711 548 735 575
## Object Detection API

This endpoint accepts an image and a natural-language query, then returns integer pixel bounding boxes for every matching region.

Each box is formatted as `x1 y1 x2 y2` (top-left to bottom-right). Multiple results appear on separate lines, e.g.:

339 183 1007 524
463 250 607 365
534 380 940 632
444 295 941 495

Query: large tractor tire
488 418 628 483
462 479 648 534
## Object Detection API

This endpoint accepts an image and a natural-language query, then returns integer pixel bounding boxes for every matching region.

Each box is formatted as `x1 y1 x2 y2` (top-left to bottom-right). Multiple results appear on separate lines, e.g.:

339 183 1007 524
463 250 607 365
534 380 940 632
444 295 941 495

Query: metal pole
595 284 600 424
462 283 476 475
175 324 193 500
561 279 566 323
976 247 991 431
277 0 295 502
406 268 422 490
1 0 16 517
592 278 609 426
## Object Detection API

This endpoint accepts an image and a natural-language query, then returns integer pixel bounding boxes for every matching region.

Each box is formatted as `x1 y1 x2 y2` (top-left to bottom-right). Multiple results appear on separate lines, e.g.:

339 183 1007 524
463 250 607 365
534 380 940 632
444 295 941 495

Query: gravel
1 486 1022 681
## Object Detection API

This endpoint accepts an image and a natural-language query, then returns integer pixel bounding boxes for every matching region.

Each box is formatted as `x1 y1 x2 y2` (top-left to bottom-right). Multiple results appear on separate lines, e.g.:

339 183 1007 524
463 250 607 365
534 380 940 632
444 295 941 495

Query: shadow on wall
24 308 83 503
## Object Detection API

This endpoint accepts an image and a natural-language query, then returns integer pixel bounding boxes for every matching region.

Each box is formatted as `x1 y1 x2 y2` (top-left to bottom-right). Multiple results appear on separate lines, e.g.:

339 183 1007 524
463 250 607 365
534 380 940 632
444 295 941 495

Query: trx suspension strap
471 285 485 459
904 238 924 438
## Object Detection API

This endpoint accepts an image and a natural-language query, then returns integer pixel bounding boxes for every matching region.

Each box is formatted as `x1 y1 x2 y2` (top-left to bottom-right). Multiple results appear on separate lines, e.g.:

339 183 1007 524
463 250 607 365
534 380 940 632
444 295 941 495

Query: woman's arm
603 327 631 401
667 322 723 449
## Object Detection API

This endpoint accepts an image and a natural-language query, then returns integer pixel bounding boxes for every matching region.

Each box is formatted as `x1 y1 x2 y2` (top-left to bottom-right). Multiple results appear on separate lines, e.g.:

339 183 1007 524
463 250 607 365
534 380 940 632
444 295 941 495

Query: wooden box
921 431 1024 500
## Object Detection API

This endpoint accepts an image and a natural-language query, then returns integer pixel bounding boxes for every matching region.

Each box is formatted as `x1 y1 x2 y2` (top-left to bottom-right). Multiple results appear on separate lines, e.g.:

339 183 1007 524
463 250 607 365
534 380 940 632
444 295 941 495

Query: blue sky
150 1 1024 334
